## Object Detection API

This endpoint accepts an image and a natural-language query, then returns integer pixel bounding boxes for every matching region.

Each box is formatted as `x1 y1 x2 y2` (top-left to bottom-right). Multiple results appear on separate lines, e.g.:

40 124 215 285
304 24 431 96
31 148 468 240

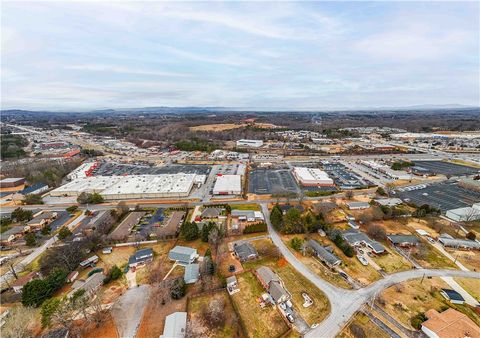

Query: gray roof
269 280 289 302
342 229 385 253
168 245 197 262
346 201 370 208
160 312 187 338
231 210 255 218
0 225 24 240
69 272 103 297
234 242 258 260
387 235 420 245
375 198 403 206
441 289 465 302
129 248 153 265
438 237 480 249
256 266 279 285
27 211 56 225
184 263 199 283
307 240 341 266
201 207 222 218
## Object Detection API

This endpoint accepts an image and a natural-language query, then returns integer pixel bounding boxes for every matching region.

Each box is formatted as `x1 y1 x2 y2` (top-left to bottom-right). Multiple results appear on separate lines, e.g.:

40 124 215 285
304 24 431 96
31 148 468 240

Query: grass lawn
410 242 458 269
231 272 289 338
275 263 330 326
454 278 480 301
379 277 480 330
371 245 412 274
232 204 261 211
336 312 390 338
188 290 243 338
446 249 480 272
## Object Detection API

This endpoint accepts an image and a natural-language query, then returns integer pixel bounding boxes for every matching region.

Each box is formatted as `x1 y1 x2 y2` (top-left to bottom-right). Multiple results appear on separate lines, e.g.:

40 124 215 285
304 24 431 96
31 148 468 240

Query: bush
243 222 267 234
66 206 78 213
25 233 37 247
77 192 104 204
410 313 427 330
289 237 303 251
104 265 122 284
170 278 186 299
24 194 44 205
376 187 387 196
11 207 33 222
58 227 72 240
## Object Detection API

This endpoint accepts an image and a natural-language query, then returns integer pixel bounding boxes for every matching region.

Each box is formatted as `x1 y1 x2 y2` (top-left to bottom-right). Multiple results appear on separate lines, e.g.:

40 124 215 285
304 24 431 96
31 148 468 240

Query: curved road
260 204 480 338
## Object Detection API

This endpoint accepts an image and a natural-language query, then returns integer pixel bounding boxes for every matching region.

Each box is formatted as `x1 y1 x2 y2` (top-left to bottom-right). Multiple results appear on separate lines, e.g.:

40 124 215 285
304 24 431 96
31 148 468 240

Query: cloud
64 64 191 77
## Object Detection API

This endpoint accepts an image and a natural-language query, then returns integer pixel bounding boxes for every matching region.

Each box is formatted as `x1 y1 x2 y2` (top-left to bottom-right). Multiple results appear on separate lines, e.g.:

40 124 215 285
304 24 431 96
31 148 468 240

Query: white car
286 313 295 323
357 255 368 266
279 302 287 310
286 300 293 308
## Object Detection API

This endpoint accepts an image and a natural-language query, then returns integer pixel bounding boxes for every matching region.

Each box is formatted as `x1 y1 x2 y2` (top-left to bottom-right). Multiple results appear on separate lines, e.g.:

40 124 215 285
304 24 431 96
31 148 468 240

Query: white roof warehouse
292 167 334 186
50 174 197 199
212 175 242 195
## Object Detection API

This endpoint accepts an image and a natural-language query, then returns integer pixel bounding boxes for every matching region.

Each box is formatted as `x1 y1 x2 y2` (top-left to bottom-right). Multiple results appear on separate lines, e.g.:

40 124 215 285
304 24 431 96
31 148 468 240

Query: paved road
260 204 480 338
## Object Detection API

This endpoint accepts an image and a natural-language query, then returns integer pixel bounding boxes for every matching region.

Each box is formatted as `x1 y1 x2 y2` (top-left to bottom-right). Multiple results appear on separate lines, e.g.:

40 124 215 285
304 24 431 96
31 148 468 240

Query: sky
1 1 479 111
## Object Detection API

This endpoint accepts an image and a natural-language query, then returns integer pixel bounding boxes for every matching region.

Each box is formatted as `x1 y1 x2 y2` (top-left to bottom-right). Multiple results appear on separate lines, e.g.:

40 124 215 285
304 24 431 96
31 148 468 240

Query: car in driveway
427 236 435 243
286 313 295 323
356 255 368 266
339 272 348 280
280 302 287 310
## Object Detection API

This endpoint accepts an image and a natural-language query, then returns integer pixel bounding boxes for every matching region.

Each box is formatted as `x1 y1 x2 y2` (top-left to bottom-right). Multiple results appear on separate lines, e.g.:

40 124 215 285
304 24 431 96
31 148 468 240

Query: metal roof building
183 264 200 284
212 175 242 195
160 312 187 338
292 167 334 186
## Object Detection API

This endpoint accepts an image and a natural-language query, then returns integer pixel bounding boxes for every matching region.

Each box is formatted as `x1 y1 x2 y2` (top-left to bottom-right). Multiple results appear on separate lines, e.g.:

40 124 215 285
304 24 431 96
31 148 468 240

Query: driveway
126 269 137 288
260 203 480 338
111 284 150 338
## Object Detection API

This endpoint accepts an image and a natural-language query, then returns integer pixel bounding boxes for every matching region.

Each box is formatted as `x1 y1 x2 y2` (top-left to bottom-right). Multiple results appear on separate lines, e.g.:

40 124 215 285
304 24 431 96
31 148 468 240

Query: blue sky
1 1 479 110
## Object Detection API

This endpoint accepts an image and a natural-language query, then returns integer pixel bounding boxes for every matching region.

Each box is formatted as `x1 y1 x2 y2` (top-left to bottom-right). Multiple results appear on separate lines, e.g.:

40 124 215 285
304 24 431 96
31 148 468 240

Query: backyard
231 271 289 338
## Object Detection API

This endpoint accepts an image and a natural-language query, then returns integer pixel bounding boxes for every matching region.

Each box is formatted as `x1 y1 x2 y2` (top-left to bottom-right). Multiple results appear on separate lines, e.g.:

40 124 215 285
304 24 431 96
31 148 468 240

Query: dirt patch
337 312 389 338
81 313 118 338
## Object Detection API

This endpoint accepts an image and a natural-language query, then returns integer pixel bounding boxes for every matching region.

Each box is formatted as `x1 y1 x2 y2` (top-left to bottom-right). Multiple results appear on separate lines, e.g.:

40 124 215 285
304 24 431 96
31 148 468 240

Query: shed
183 264 200 284
440 289 465 304
160 312 187 338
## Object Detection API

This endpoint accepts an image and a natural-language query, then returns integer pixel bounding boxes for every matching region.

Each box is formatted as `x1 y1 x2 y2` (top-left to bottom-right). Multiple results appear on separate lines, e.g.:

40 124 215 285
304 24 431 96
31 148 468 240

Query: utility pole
420 273 425 284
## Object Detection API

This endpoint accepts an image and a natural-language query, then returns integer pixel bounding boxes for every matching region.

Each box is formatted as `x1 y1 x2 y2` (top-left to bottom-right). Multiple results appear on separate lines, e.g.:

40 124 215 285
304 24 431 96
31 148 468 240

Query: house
387 234 420 247
12 272 40 293
342 229 385 254
67 271 79 283
226 275 239 295
0 226 24 244
200 207 223 219
346 201 370 210
68 272 104 298
233 242 258 262
0 178 25 188
79 255 99 268
255 266 290 304
306 239 341 268
445 203 480 222
160 312 187 338
128 248 154 268
168 246 198 265
279 204 305 215
440 289 465 304
438 235 480 251
421 308 480 338
25 211 58 231
183 264 200 284
231 210 264 223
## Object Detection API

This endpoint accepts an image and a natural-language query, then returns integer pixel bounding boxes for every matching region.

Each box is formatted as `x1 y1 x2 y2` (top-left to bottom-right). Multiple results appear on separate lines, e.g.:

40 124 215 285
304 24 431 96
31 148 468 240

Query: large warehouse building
212 175 242 195
50 174 197 200
236 139 263 148
292 167 334 186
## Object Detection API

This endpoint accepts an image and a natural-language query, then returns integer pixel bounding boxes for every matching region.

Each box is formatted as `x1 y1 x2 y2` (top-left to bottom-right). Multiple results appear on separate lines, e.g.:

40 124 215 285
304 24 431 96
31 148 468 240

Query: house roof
346 201 370 209
307 240 341 266
168 246 197 262
201 207 222 218
387 234 420 245
374 198 403 206
438 237 480 249
440 289 465 302
342 229 385 253
422 308 480 338
234 242 258 260
269 280 289 302
184 264 199 281
160 312 187 338
231 210 255 218
256 266 279 285
134 248 153 259
226 276 237 284
27 212 56 225
0 225 24 240
11 271 39 288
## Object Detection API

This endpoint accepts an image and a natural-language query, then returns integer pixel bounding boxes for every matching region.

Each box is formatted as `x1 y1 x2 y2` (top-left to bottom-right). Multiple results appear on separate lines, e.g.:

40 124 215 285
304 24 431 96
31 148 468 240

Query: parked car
339 272 348 279
286 300 293 308
286 313 295 323
279 302 287 310
427 236 435 243
357 255 368 266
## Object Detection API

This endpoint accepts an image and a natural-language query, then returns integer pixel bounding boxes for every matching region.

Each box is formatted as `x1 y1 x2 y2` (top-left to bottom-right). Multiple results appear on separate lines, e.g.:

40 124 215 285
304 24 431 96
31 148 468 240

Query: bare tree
2 306 36 338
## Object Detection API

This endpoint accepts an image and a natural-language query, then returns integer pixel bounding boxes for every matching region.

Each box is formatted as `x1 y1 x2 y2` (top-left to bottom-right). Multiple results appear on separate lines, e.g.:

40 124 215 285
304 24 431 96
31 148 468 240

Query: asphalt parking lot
412 161 479 176
395 181 480 211
49 211 71 231
322 163 372 189
248 169 299 195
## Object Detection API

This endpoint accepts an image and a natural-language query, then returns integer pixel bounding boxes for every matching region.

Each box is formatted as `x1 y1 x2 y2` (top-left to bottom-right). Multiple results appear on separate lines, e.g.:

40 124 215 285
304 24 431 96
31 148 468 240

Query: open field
337 312 390 338
190 122 281 132
410 242 458 269
379 277 480 330
446 248 480 272
454 278 480 301
371 245 413 273
188 290 244 338
232 203 262 211
231 271 289 338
